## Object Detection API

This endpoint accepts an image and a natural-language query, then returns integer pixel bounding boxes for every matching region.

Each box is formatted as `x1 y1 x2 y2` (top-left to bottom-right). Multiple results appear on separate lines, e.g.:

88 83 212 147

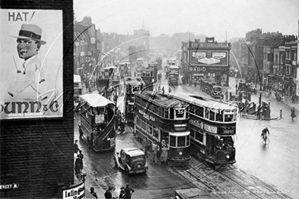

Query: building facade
181 37 231 86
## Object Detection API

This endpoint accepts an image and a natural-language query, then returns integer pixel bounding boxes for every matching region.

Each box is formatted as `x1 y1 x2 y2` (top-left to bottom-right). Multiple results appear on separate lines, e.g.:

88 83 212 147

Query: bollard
280 110 282 119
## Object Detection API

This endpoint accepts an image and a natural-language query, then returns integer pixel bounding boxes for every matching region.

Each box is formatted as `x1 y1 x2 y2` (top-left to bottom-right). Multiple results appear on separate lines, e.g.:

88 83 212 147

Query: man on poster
8 23 47 101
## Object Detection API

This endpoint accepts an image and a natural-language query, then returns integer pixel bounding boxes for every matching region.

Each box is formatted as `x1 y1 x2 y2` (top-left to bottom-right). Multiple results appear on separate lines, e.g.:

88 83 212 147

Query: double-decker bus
134 91 191 166
173 93 237 168
74 74 82 107
78 93 116 152
168 65 180 86
123 76 145 125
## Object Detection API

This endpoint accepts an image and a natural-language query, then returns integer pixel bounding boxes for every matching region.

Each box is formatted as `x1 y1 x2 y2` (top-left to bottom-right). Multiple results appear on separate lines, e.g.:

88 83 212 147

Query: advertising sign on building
0 9 63 120
62 182 85 199
190 50 228 66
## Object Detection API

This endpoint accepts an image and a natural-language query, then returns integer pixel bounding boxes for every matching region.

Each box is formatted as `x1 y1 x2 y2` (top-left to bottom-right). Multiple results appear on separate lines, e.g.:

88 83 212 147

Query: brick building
0 0 74 198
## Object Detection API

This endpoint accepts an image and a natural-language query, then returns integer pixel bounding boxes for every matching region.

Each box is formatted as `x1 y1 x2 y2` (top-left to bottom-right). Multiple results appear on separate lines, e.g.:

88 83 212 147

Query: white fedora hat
13 24 46 45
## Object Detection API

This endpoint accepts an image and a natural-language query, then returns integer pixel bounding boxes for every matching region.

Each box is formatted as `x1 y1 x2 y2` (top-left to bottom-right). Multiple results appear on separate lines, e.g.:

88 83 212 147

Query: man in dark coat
74 155 83 178
124 184 134 199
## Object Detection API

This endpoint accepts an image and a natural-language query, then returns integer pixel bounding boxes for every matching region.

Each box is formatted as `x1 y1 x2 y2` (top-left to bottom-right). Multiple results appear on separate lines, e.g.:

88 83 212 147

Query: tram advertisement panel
190 50 228 66
0 9 63 120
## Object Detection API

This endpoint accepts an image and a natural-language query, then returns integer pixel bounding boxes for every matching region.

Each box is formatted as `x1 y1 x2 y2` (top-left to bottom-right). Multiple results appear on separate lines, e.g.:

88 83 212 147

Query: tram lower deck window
170 136 176 147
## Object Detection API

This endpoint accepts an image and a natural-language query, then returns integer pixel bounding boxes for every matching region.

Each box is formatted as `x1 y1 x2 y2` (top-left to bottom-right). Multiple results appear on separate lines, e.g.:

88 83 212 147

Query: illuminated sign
0 9 63 120
62 182 84 199
190 50 228 66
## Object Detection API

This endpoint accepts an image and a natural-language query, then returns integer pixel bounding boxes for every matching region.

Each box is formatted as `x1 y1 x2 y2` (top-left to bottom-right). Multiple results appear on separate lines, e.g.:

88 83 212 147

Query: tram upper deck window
190 104 195 114
164 108 169 119
216 110 223 122
209 109 215 121
205 107 210 119
170 108 175 119
195 106 204 117
224 111 233 122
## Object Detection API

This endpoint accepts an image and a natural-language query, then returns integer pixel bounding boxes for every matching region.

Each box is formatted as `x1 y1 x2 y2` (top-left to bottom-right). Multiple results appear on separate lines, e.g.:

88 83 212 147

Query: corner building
181 37 231 86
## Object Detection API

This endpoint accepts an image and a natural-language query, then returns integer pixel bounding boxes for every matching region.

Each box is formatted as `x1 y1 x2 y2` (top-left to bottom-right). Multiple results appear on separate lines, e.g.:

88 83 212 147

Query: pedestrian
74 140 79 154
119 187 126 199
124 184 134 199
119 117 125 134
78 150 84 160
142 138 148 157
90 187 98 199
152 142 158 164
160 145 168 167
291 107 296 121
104 186 113 199
161 86 165 94
74 155 83 179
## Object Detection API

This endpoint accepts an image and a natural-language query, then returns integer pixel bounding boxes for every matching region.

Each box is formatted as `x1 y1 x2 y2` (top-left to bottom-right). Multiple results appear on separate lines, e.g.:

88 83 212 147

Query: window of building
293 51 297 61
280 54 283 64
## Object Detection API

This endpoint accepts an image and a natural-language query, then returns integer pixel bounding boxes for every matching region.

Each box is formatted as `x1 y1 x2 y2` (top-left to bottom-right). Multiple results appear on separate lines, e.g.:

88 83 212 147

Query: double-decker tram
141 65 157 92
134 91 191 166
78 93 116 152
173 93 237 168
123 76 145 125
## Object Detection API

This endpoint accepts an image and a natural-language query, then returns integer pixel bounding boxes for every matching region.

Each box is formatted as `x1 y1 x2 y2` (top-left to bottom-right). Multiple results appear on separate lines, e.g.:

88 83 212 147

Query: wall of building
0 0 74 198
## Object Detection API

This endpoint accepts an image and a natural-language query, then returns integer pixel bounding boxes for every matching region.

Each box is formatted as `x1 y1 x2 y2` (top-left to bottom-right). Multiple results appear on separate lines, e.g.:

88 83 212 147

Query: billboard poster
0 9 63 120
190 50 228 66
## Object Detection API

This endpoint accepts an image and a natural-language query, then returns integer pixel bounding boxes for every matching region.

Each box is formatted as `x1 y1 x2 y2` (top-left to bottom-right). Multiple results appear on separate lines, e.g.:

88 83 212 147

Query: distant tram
123 77 145 125
134 91 191 166
140 62 158 91
78 93 116 152
168 65 180 86
173 93 237 167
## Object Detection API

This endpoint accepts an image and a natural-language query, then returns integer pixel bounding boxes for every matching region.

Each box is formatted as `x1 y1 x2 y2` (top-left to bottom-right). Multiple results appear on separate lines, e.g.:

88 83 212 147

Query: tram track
170 159 290 199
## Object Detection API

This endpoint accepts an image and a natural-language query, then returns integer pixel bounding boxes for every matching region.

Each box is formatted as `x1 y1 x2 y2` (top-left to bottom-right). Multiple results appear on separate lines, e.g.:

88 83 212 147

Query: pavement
227 77 299 112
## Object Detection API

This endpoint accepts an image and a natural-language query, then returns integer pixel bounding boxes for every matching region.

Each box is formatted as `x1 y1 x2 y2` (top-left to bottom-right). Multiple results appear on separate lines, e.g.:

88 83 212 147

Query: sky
74 0 299 41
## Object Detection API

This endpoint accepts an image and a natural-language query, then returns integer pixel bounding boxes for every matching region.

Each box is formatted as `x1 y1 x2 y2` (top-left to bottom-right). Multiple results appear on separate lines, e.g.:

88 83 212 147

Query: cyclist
261 127 270 142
